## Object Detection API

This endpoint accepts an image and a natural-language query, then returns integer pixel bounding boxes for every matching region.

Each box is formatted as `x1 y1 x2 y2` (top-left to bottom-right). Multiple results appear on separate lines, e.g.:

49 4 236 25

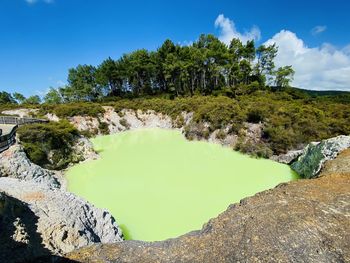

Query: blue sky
1 0 350 96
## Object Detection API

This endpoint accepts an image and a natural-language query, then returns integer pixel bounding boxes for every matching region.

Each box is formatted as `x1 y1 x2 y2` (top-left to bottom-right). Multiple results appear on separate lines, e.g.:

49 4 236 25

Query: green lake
67 128 299 241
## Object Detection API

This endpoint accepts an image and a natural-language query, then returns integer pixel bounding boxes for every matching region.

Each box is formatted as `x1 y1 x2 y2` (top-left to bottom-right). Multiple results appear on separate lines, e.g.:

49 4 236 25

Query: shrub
234 139 273 158
119 118 130 129
99 121 109 135
216 130 226 140
247 109 265 123
39 102 105 118
17 120 79 170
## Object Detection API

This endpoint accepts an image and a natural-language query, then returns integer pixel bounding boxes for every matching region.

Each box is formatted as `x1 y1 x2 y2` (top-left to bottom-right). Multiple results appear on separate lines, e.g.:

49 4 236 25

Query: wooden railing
0 116 48 125
0 116 48 153
0 125 18 153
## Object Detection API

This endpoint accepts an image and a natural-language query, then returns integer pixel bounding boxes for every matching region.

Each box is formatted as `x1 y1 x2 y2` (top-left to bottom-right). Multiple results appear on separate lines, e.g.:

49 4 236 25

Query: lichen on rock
291 135 350 178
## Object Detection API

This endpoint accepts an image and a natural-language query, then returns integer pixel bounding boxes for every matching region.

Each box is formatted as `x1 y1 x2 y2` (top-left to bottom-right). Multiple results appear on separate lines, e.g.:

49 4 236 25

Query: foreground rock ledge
64 150 350 263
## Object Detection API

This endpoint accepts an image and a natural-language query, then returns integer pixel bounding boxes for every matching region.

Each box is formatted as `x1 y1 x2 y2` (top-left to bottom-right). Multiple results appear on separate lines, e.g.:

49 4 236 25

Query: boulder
0 144 60 189
0 177 123 260
270 150 303 164
0 192 52 263
291 135 350 178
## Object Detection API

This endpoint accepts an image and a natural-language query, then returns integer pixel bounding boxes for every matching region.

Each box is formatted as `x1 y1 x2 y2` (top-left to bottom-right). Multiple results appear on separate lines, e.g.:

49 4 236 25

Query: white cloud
25 0 54 4
213 15 350 90
214 14 261 44
311 25 327 36
265 30 350 90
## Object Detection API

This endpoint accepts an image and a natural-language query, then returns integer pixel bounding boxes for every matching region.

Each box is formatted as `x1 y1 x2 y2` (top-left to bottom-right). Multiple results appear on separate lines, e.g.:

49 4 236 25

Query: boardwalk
0 116 48 153
0 116 48 125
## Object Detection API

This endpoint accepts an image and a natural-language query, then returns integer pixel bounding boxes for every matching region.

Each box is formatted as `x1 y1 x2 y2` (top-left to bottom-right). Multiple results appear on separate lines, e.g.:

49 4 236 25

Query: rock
0 144 60 189
69 116 100 133
69 107 174 135
63 150 350 263
208 128 238 147
0 192 52 263
0 177 123 260
70 136 99 163
46 113 60 122
245 122 263 143
270 150 303 164
291 135 350 178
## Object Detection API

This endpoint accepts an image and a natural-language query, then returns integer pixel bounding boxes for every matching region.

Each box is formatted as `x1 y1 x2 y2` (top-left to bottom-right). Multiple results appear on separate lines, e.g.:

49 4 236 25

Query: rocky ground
64 149 350 263
0 177 123 257
0 144 61 188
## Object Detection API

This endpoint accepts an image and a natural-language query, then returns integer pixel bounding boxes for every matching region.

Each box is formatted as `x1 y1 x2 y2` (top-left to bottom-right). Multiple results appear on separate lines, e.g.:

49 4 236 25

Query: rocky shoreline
1 108 350 262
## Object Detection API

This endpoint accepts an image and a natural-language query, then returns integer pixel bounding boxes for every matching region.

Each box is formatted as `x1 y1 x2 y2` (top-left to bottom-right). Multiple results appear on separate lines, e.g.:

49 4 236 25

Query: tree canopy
1 34 295 104
46 34 295 102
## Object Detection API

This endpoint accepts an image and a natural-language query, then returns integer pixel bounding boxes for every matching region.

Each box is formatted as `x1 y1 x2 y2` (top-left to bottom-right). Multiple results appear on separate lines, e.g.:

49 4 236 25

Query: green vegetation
38 102 105 118
51 35 293 101
111 90 350 155
0 34 293 104
17 121 80 170
1 34 349 161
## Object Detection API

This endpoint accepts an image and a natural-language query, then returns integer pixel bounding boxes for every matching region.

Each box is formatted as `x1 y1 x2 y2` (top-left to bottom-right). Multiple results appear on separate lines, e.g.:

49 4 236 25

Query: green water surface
67 128 298 241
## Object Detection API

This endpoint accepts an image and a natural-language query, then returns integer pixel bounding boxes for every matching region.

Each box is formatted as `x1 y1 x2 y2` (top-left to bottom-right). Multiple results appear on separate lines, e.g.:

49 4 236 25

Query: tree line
1 34 295 104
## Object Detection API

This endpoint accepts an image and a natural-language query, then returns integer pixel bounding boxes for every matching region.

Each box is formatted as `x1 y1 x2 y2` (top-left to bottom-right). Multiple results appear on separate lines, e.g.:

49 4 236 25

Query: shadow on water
0 193 79 263
119 224 133 240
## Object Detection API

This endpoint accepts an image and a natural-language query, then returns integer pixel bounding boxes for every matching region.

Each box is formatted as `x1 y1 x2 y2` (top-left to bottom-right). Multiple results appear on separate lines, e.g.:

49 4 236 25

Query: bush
216 130 226 140
119 118 130 129
18 89 350 159
39 102 105 118
234 139 273 158
17 120 79 170
99 121 109 135
247 109 265 123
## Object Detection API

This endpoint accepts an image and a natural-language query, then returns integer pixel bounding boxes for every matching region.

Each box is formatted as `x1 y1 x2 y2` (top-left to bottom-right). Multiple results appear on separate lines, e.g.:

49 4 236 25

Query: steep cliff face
64 150 350 263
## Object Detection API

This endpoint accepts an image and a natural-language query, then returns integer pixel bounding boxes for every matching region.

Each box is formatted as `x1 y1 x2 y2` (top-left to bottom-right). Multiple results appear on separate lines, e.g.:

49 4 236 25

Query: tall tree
24 95 41 105
67 65 99 101
256 44 278 85
95 57 123 96
44 88 63 104
13 92 26 104
274 66 295 88
0 91 16 104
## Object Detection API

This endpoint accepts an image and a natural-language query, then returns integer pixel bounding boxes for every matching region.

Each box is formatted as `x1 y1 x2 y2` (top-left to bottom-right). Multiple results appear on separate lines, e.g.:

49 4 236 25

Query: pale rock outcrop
291 135 350 178
270 150 303 164
208 127 238 147
245 122 263 143
102 107 173 132
70 107 174 135
70 136 99 163
46 113 60 122
0 177 123 258
0 144 60 189
1 108 38 118
69 116 100 133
